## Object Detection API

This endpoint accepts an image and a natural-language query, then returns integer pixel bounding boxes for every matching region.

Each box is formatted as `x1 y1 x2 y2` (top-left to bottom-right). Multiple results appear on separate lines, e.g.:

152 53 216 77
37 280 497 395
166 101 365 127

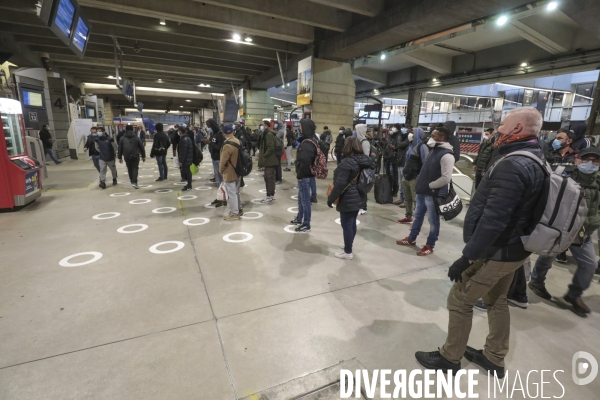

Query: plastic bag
190 164 199 175
172 156 179 168
217 182 228 201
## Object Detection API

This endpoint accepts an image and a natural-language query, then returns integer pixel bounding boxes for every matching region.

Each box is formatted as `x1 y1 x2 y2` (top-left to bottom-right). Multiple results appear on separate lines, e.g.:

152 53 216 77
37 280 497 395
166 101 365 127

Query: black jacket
571 124 590 151
334 130 351 154
39 129 53 149
286 130 295 147
462 139 546 261
151 131 171 157
473 139 494 171
328 154 374 212
443 121 461 162
118 131 145 160
85 135 100 156
296 120 318 179
178 135 194 165
545 146 578 174
95 135 117 162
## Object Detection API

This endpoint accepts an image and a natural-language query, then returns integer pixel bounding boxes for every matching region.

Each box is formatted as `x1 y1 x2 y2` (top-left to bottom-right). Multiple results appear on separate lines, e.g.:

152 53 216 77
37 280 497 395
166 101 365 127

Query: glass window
2 113 25 156
574 83 595 106
551 92 564 106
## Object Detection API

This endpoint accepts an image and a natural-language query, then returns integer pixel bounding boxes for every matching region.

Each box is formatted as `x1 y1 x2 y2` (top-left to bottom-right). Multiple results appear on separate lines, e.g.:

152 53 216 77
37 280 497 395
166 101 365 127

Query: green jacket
258 128 279 167
572 169 600 234
473 139 494 171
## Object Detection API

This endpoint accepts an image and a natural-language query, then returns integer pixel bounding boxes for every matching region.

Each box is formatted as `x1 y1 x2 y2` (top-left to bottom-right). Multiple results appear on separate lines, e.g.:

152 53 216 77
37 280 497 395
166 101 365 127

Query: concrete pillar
242 90 274 129
406 88 423 127
47 76 70 158
585 73 600 136
310 59 355 135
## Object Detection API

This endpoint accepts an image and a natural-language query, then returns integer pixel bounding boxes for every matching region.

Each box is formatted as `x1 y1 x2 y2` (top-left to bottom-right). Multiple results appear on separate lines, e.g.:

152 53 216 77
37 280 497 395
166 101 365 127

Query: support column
310 59 355 135
47 77 70 158
242 90 274 128
586 73 600 136
405 88 423 127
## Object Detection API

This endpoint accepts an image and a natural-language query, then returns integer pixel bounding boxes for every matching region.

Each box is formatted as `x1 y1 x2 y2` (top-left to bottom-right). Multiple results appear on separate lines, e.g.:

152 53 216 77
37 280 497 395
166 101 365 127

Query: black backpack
274 133 285 157
357 168 376 194
192 144 203 166
227 142 253 177
403 143 426 181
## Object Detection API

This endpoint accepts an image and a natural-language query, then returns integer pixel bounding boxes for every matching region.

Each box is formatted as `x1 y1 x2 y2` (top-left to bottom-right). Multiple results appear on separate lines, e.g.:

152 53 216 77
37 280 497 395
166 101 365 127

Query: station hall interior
1 0 600 399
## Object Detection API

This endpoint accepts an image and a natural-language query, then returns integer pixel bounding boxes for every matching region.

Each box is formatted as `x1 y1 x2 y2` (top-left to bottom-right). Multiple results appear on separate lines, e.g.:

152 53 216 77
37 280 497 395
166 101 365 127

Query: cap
578 147 600 158
223 124 234 133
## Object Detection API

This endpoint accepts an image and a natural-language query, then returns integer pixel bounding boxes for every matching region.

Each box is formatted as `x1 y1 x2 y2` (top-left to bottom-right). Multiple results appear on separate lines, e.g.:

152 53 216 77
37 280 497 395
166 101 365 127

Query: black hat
578 147 600 158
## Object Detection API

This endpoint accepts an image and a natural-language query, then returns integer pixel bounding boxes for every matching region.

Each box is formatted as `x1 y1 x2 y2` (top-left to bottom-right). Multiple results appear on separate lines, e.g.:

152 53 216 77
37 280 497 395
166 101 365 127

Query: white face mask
339 130 343 134
408 133 414 141
260 126 265 132
391 128 398 133
427 138 437 147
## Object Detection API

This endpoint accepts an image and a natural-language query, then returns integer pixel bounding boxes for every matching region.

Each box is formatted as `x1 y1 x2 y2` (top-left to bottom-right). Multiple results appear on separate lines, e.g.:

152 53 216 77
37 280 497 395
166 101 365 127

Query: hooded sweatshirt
405 128 428 162
206 119 224 161
571 123 590 151
442 121 461 162
355 124 370 156
296 119 318 179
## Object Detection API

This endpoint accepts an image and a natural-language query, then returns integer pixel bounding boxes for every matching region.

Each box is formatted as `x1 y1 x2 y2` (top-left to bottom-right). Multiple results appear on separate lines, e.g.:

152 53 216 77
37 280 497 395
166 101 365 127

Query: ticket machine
0 98 43 210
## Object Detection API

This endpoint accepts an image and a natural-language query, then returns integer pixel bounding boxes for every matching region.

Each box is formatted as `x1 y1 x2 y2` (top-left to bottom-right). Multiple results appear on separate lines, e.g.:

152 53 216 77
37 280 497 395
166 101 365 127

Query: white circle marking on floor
117 224 148 234
155 189 173 193
92 212 120 220
138 175 153 178
137 184 153 188
223 232 253 243
170 173 180 176
195 186 211 191
284 225 303 234
152 207 177 214
59 252 103 267
110 192 130 197
335 218 361 225
291 195 298 200
251 199 268 205
129 199 152 204
204 203 217 208
177 195 197 200
287 207 298 213
173 182 187 186
241 212 263 220
149 241 185 254
183 217 210 226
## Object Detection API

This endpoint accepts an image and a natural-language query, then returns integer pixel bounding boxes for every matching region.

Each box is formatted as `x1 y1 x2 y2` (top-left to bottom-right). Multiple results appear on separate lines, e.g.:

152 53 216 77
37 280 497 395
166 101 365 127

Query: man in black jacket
284 126 296 171
118 125 146 189
39 125 61 165
150 123 171 181
416 107 545 378
206 119 224 185
94 128 118 188
84 126 101 172
293 119 318 232
473 128 495 189
334 126 350 165
442 121 461 163
177 126 194 191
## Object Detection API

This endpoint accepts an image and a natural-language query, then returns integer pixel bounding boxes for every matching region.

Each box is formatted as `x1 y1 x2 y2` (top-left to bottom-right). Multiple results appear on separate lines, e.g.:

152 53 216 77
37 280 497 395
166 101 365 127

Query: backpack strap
488 150 551 178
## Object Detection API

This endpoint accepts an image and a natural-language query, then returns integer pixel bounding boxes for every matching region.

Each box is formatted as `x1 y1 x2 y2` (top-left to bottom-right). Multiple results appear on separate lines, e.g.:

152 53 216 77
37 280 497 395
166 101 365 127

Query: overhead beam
77 0 314 44
193 0 352 32
561 0 600 41
352 69 388 86
307 0 384 17
401 50 453 74
509 19 570 55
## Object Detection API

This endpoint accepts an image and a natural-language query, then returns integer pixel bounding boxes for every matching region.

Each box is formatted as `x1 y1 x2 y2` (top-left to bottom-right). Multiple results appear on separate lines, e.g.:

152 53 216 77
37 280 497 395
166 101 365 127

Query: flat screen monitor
369 111 380 119
86 107 96 118
22 91 44 107
52 0 77 46
381 112 391 120
358 110 368 119
72 17 89 52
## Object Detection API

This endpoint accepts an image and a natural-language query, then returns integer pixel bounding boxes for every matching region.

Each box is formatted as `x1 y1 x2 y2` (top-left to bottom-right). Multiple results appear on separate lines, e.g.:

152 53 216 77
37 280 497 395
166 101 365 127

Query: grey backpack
490 151 587 257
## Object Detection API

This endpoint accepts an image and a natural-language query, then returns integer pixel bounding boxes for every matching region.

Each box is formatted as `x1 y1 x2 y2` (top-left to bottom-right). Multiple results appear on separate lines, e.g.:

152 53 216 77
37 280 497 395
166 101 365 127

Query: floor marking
177 195 197 200
335 218 361 225
110 192 130 197
223 232 253 243
183 217 210 226
240 212 263 220
149 241 185 254
59 252 102 267
92 212 120 220
154 189 173 193
129 199 152 204
152 207 177 214
287 207 298 213
117 224 148 234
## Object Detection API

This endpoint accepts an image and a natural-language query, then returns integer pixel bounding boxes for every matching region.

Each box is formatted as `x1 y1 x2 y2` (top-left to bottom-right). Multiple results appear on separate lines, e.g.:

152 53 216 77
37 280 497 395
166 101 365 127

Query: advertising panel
25 170 40 195
297 57 313 106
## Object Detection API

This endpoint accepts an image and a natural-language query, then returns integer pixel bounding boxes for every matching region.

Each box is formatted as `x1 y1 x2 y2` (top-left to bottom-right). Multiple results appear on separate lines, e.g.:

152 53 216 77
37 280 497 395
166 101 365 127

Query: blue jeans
156 155 168 179
44 147 60 163
531 237 597 298
409 194 440 248
212 159 222 185
397 166 405 201
310 176 317 197
340 210 359 254
297 178 312 226
92 154 100 172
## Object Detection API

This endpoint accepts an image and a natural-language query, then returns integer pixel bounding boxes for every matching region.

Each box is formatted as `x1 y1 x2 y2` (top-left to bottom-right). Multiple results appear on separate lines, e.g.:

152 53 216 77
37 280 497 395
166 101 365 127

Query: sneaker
55 161 62 164
398 203 406 208
295 224 311 233
397 217 413 224
563 294 591 314
211 199 220 205
224 213 241 221
155 177 164 182
507 297 529 309
310 196 317 203
417 244 434 256
163 176 168 181
556 251 567 263
276 180 283 185
474 299 487 311
338 244 345 249
359 209 367 215
182 186 192 191
290 219 302 225
210 178 216 183
260 197 274 204
113 178 118 185
99 181 106 189
132 183 139 189
528 282 552 300
335 252 354 260
284 168 291 172
180 179 186 182
239 209 244 216
396 236 416 246
414 350 461 375
464 347 504 379
215 200 227 208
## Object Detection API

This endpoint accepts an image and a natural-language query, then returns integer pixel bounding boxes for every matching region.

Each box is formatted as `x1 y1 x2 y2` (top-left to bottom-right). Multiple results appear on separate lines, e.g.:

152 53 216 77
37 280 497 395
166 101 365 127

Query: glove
448 256 472 283
327 201 334 208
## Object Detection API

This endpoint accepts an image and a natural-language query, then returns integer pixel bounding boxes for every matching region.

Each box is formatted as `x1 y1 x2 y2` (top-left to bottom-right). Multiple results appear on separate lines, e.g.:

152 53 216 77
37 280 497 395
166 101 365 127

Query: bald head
502 106 543 137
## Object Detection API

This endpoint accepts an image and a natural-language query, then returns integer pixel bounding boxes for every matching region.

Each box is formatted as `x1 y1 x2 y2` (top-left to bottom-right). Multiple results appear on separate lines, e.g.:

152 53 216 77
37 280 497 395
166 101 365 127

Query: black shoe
310 196 317 203
113 178 118 185
563 294 591 314
155 177 164 182
414 350 461 375
210 199 220 205
596 260 600 275
180 179 186 182
556 251 567 263
276 180 283 185
284 168 291 172
464 347 505 379
295 224 311 233
528 282 552 300
215 201 227 208
210 178 216 183
55 161 62 164
182 186 191 191
507 296 529 309
99 181 106 189
290 219 302 225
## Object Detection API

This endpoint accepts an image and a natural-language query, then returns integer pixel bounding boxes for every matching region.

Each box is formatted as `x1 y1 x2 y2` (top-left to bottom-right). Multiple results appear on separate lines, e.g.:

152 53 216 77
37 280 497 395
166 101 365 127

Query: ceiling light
160 19 166 25
108 75 114 79
547 2 558 11
186 99 191 102
158 78 162 81
287 83 290 87
380 53 386 60
432 78 438 82
244 37 252 42
520 62 528 67
496 15 508 26
232 33 241 41
180 106 183 108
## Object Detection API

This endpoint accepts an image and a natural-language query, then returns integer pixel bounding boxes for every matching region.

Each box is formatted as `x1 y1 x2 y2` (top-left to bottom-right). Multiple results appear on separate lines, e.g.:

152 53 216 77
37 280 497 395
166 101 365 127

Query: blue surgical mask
207 128 213 134
401 128 408 134
578 161 599 174
552 139 563 150
95 132 102 137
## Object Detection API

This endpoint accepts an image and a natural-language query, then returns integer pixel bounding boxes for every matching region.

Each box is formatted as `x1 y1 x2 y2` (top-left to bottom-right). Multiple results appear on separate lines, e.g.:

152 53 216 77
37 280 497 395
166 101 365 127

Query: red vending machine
0 98 43 210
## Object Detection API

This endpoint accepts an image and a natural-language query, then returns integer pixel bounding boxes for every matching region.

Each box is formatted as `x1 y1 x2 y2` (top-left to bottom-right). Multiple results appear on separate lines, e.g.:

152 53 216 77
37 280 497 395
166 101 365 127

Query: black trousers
474 170 484 189
385 161 399 196
125 157 140 184
181 163 192 188
276 156 282 182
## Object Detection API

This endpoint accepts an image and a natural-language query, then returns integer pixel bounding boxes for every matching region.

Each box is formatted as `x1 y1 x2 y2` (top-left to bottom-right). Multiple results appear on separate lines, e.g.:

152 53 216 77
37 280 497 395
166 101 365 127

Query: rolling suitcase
374 174 393 204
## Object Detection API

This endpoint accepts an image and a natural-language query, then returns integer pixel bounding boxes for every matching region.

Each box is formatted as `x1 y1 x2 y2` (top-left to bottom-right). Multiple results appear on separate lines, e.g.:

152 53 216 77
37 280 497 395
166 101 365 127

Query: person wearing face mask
389 124 410 206
472 128 495 189
528 147 600 314
396 126 454 256
258 120 279 203
206 119 224 188
118 125 146 189
94 127 118 189
416 107 546 378
546 128 577 173
334 126 348 165
84 127 101 172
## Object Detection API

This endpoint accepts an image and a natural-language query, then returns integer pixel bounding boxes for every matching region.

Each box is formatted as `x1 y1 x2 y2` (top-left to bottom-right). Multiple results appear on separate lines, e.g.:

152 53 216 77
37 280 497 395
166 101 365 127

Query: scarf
494 132 537 148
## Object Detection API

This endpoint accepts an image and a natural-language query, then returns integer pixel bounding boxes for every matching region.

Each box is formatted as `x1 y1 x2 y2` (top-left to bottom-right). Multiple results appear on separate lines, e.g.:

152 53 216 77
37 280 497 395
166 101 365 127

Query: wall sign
25 170 40 195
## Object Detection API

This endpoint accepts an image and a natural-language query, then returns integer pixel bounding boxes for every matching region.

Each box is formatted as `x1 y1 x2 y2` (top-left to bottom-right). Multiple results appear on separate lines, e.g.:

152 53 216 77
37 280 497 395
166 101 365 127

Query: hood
300 119 316 139
344 128 353 137
355 124 367 141
406 128 424 158
434 141 454 151
352 153 375 169
206 118 220 134
124 131 136 138
573 123 587 141
443 121 457 136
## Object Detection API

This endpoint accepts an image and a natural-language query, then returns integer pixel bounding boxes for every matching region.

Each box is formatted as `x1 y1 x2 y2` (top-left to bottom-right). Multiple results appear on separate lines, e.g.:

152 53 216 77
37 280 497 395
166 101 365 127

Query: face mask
578 161 599 174
391 128 398 133
552 139 564 150
260 126 265 132
427 138 437 147
207 128 213 134
408 133 414 142
338 130 343 134
94 132 101 137
401 128 408 134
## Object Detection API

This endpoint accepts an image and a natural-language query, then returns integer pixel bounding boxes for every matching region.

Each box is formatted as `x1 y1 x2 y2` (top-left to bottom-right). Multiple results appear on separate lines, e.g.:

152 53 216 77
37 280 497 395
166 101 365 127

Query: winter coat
39 129 53 149
571 124 590 151
94 135 117 162
473 139 494 171
85 135 100 156
570 169 600 234
151 131 171 157
171 131 180 154
286 130 296 147
258 128 279 167
356 124 370 156
334 129 351 154
545 147 578 174
295 120 318 179
415 142 455 197
443 121 461 162
118 131 145 160
219 137 240 182
178 135 194 165
462 139 546 261
328 154 374 212
395 133 410 166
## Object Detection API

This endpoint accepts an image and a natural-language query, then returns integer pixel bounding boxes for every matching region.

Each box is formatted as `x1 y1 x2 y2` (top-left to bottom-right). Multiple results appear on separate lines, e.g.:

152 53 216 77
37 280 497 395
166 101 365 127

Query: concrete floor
1 147 599 399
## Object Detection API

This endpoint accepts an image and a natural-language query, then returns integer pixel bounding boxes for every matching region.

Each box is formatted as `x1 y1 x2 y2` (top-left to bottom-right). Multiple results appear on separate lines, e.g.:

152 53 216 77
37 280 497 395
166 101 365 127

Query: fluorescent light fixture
211 93 224 96
286 83 290 87
224 39 253 45
271 97 296 104
125 108 186 114
494 82 570 94
232 33 241 41
186 99 191 102
426 91 496 99
497 15 508 26
137 87 202 94
520 62 528 67
547 2 558 11
380 53 386 60
198 83 211 87
432 78 438 82
158 78 162 81
160 19 166 25
244 37 252 42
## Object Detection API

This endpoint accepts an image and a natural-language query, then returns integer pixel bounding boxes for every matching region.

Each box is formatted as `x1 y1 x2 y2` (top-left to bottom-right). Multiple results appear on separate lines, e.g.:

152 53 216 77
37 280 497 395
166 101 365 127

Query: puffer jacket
570 169 600 234
95 135 117 162
258 128 279 167
178 135 194 165
462 139 546 261
473 139 494 171
150 131 171 157
118 131 145 160
206 119 224 161
545 147 577 174
443 121 461 162
328 154 374 212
